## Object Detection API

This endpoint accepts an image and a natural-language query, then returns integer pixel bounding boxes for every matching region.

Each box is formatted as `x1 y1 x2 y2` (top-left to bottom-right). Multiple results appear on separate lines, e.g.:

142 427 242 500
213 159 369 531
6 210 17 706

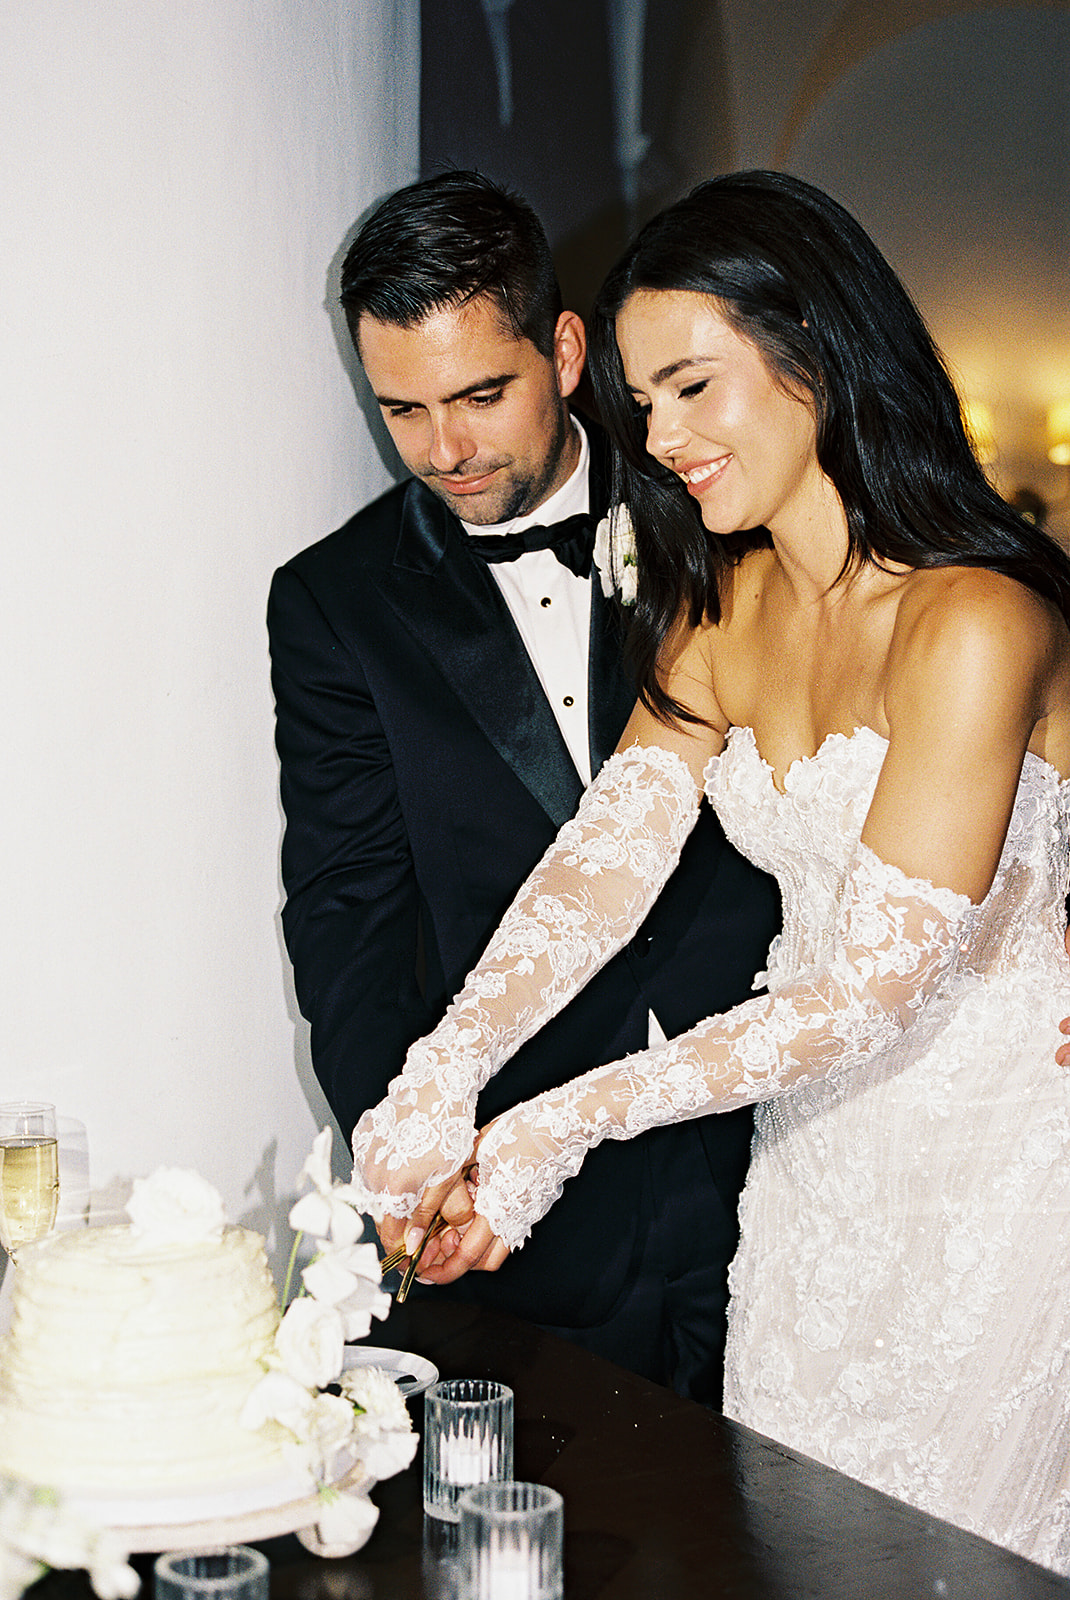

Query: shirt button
563 695 574 707
540 596 552 607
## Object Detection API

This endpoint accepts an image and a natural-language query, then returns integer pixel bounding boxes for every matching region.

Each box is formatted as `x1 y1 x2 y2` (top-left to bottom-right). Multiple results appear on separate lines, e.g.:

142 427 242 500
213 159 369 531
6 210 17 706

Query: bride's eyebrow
649 353 720 385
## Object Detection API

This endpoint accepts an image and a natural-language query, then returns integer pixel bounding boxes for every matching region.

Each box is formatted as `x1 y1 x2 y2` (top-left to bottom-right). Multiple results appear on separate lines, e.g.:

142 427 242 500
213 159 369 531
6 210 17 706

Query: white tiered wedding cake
0 1215 283 1490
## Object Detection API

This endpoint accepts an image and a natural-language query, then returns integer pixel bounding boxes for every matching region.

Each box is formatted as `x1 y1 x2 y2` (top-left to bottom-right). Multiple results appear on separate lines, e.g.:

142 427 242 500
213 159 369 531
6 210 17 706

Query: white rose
592 505 638 604
295 1391 359 1482
340 1367 418 1478
275 1297 345 1388
298 1487 379 1559
592 515 615 598
126 1168 226 1242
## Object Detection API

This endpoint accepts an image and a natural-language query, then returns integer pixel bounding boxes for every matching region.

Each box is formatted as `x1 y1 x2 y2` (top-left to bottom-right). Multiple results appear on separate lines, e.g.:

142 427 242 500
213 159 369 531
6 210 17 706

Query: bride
351 171 1070 1568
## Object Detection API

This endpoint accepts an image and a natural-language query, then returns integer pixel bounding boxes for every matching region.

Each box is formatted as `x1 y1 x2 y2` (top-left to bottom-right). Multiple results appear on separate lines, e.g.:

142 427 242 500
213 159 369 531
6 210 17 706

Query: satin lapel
378 481 584 827
588 582 636 771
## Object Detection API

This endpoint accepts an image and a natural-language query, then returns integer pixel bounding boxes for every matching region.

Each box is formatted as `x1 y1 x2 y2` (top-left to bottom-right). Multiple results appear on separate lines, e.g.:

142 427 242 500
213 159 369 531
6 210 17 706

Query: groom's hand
377 1164 479 1270
397 1161 510 1282
420 1213 510 1281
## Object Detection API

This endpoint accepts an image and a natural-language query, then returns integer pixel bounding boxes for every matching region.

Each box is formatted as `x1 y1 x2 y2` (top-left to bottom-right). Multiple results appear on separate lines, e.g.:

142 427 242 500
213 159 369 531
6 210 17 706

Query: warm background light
1046 401 1070 467
963 399 997 467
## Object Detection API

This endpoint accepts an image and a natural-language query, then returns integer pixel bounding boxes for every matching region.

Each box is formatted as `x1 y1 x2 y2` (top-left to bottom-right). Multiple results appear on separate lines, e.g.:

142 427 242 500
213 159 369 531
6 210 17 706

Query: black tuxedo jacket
268 434 781 1325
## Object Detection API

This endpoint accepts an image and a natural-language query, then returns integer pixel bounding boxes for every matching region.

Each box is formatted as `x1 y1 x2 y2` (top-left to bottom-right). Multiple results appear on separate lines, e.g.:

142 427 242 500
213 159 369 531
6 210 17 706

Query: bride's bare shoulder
888 565 1070 748
893 566 1066 665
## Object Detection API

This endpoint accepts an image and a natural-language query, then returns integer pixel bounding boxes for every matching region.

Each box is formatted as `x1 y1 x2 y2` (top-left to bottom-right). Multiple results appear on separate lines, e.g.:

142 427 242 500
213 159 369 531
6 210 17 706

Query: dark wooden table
255 1297 1070 1600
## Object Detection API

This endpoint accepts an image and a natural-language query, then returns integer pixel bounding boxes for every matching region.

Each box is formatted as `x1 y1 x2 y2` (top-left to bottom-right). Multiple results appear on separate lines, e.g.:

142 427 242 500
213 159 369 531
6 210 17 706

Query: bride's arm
348 623 727 1227
437 571 1061 1266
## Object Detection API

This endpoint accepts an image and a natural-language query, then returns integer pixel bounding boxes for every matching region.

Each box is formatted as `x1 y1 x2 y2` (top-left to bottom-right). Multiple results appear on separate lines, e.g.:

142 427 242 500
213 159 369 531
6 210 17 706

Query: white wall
0 1 418 1260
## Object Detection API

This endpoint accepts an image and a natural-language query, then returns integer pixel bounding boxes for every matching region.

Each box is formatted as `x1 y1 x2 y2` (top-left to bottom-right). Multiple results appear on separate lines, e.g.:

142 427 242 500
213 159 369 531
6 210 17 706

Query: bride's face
615 289 825 541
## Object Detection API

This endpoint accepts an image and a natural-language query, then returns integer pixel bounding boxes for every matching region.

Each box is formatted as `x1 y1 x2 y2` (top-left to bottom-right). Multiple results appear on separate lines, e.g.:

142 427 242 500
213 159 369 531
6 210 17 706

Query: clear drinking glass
458 1482 564 1600
153 1547 269 1600
0 1102 59 1261
423 1378 515 1522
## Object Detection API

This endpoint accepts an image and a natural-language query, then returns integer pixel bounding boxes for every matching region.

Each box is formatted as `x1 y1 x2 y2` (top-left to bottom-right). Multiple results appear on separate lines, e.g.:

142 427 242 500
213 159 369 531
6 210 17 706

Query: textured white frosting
0 1222 283 1490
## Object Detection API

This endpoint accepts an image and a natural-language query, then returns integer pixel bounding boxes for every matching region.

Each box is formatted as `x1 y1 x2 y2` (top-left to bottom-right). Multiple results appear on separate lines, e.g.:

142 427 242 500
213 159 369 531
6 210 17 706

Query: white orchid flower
0 1480 137 1600
296 1485 379 1558
301 1249 391 1343
240 1368 315 1438
86 1533 140 1600
289 1127 367 1246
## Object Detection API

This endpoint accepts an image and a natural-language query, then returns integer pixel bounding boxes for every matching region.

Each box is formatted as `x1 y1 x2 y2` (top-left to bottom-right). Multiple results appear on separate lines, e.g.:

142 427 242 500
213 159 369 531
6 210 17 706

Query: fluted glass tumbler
153 1546 268 1600
423 1378 514 1521
458 1481 564 1599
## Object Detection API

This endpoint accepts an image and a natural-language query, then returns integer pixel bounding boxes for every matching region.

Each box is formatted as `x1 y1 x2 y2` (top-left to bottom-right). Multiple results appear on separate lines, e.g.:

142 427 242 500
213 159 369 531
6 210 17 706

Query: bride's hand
351 1070 479 1223
375 1163 471 1260
410 1132 510 1281
414 1212 510 1281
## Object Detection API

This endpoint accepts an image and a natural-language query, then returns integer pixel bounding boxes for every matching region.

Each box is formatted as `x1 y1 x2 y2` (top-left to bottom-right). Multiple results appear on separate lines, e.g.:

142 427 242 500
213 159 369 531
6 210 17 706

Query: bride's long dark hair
589 169 1070 723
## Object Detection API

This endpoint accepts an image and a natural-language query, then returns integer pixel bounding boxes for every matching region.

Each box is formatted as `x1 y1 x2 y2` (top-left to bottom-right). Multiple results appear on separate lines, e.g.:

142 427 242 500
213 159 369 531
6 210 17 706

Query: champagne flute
0 1102 59 1262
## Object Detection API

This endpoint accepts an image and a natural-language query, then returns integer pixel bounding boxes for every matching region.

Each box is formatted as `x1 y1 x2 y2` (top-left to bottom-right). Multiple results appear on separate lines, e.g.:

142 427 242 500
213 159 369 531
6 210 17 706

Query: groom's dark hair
340 170 563 359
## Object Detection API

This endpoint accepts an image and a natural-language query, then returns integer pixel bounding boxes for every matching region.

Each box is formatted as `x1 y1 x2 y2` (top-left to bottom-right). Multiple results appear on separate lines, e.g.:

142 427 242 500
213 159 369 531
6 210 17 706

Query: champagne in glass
0 1102 59 1260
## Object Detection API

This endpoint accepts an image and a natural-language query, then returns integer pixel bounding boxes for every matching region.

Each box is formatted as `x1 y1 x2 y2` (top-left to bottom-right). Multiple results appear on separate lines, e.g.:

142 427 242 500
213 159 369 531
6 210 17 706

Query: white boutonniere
593 504 638 605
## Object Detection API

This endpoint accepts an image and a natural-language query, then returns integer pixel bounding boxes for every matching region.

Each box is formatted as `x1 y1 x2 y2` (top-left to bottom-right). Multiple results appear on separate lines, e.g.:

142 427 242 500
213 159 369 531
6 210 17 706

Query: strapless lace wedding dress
709 725 1070 1572
352 723 1070 1570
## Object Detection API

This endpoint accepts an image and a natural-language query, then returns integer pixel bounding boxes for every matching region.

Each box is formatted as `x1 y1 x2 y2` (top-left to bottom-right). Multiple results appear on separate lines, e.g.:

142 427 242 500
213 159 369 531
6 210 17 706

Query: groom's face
357 295 585 525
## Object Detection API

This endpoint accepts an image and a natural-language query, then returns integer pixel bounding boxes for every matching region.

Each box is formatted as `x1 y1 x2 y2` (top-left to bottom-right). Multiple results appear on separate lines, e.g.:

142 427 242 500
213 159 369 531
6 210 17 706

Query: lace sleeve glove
473 840 976 1250
349 744 702 1221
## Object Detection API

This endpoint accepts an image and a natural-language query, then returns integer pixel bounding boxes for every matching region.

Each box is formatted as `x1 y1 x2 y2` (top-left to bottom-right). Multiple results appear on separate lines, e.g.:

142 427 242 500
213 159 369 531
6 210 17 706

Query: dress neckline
725 724 886 797
713 723 1070 799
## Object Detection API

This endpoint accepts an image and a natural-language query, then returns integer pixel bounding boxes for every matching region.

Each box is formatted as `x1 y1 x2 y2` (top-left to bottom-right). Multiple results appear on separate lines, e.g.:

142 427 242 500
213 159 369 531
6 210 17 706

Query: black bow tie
468 513 595 579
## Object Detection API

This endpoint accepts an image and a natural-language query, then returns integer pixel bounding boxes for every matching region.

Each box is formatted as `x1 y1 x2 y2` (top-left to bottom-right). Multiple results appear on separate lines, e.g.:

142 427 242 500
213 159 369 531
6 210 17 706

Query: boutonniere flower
593 504 638 606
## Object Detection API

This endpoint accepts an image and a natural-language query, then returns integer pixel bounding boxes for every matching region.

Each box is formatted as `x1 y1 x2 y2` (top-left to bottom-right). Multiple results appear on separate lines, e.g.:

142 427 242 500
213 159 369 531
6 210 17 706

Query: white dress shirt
462 421 593 784
463 426 667 1045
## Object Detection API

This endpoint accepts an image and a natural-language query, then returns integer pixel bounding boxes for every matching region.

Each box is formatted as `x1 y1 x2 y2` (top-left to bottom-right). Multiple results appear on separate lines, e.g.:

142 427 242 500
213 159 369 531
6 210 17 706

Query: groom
268 171 781 1403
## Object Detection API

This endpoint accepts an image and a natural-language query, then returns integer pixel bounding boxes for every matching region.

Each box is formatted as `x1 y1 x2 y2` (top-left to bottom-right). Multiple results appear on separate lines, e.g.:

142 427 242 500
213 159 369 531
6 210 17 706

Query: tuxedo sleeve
267 563 440 1138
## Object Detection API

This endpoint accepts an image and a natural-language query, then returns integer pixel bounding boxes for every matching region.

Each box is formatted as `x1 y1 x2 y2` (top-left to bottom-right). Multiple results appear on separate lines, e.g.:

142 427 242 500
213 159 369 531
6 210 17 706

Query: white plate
343 1343 438 1397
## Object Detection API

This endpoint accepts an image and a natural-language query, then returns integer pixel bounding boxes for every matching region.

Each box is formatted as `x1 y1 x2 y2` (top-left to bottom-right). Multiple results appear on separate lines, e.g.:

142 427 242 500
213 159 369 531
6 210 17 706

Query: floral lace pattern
349 744 700 1218
474 835 975 1248
709 726 1070 1573
353 718 1070 1570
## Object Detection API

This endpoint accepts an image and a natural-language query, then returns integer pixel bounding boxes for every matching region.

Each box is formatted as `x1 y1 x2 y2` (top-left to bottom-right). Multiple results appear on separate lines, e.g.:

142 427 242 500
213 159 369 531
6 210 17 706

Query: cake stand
70 1457 376 1556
